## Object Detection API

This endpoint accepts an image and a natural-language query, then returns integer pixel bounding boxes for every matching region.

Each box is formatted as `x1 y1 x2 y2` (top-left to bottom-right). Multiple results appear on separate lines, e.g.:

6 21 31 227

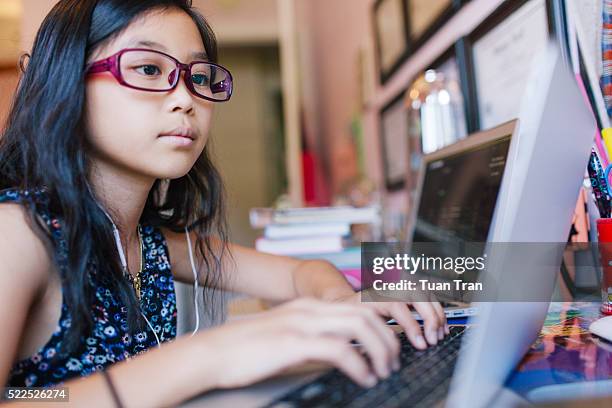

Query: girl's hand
199 297 401 390
332 292 449 348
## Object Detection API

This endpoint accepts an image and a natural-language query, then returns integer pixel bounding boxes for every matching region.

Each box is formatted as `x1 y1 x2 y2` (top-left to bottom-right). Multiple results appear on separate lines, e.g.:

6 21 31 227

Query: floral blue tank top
0 187 177 387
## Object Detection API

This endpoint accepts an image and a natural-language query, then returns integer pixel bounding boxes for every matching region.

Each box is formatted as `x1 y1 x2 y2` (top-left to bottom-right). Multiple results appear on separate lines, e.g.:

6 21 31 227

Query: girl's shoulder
0 186 54 232
0 189 53 290
0 186 54 252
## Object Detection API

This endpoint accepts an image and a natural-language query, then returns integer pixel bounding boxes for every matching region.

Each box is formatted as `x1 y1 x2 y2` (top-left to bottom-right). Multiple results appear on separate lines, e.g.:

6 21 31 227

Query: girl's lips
159 126 195 139
158 135 195 146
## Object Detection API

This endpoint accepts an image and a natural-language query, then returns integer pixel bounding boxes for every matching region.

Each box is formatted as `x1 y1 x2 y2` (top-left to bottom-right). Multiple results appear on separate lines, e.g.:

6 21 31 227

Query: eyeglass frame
85 48 233 102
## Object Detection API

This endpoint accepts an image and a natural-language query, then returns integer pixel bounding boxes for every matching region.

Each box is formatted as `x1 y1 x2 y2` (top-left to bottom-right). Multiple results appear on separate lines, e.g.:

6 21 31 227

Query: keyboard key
265 326 469 407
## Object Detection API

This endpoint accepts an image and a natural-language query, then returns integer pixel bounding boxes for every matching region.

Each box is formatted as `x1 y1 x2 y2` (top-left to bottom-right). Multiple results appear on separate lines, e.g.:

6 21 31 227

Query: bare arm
0 204 49 387
213 242 355 301
164 228 354 301
164 229 448 346
0 335 217 408
47 335 215 408
0 298 401 408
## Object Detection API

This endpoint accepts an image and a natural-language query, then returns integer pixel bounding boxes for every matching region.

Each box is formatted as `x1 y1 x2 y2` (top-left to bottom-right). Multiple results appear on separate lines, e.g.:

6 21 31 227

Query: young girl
0 1 447 406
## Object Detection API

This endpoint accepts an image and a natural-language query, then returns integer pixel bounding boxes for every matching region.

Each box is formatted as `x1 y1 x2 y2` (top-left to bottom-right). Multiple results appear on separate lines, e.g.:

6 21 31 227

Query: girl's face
85 8 214 180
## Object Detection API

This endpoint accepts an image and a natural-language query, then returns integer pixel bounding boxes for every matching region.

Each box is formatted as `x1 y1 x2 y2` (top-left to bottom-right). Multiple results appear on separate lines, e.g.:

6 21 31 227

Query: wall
0 0 56 128
194 0 278 45
19 0 279 50
0 68 19 127
21 0 54 51
209 46 284 247
297 0 371 197
0 0 22 66
296 0 507 211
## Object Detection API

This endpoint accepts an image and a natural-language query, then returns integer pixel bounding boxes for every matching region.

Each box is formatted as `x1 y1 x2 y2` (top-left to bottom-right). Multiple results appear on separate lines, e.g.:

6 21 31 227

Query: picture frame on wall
463 0 554 131
380 90 410 190
373 0 468 85
404 0 465 55
373 0 410 84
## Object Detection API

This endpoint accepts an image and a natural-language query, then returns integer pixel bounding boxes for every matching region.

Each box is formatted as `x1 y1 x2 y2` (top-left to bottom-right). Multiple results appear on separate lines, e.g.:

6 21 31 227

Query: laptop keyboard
265 326 468 408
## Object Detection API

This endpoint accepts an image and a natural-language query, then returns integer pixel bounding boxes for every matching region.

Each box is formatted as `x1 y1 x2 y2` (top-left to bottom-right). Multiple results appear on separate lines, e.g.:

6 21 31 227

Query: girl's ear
19 53 31 74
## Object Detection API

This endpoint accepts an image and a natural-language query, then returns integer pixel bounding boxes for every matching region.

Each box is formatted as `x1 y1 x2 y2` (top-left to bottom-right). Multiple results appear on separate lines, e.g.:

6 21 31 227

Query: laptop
406 119 519 320
264 42 597 408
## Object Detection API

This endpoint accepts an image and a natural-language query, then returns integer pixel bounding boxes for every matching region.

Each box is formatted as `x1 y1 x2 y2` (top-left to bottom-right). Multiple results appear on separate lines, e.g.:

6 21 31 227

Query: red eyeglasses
85 48 233 102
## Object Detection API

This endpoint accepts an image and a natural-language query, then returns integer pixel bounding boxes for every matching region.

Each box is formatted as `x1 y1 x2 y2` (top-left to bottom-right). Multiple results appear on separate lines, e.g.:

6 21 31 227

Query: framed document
373 0 410 84
466 0 553 130
380 90 410 190
404 0 460 53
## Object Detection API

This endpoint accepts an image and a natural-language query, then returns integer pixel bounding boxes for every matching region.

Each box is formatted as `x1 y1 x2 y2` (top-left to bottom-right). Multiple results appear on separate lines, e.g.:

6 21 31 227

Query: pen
588 149 611 217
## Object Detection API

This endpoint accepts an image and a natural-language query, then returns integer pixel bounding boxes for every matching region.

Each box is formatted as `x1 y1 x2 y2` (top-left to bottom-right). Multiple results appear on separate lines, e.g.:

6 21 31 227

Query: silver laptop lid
407 119 519 245
447 42 597 408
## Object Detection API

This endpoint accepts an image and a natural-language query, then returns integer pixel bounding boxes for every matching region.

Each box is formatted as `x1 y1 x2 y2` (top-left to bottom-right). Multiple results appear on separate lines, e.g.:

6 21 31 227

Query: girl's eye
192 73 210 86
135 64 162 76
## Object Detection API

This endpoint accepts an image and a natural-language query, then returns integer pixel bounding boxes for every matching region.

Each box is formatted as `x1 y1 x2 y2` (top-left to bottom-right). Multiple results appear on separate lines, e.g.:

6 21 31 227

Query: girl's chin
95 154 196 181
146 156 199 178
152 167 193 180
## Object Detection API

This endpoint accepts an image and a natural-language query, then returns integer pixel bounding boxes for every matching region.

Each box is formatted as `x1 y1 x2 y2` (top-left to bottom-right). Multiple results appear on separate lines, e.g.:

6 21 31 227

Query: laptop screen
413 135 511 243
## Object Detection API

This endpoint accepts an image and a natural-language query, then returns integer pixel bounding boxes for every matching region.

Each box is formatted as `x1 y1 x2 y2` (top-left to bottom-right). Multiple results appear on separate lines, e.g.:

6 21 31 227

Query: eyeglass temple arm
86 57 113 74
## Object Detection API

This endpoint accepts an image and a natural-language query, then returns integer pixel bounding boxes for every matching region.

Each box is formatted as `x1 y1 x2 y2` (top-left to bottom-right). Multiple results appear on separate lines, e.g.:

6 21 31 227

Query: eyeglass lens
119 50 231 101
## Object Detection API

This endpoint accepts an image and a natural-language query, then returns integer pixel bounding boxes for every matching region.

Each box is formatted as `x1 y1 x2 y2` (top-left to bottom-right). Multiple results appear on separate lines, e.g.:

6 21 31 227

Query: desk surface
183 302 612 407
506 302 612 403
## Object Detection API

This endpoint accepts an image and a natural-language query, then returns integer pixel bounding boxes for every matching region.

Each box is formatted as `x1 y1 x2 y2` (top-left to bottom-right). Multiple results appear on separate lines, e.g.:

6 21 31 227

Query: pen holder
596 218 612 314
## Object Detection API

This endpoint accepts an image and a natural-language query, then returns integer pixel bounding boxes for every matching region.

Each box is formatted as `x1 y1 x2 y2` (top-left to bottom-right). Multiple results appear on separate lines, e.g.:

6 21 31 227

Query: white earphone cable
141 312 162 347
185 226 200 336
110 223 128 271
87 186 162 347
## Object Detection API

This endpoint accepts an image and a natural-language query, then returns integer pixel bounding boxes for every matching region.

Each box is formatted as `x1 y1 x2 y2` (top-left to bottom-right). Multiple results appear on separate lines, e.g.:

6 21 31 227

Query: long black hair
0 0 228 354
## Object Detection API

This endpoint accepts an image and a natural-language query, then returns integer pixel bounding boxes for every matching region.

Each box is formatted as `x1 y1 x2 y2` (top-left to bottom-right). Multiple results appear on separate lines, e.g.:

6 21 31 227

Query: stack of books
250 206 380 288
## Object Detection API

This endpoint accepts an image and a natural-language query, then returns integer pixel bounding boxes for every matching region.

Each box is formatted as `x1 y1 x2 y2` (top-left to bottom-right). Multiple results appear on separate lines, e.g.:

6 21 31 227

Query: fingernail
392 359 400 371
415 335 427 349
445 324 450 335
427 330 438 345
438 327 444 340
366 374 377 388
382 365 391 378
